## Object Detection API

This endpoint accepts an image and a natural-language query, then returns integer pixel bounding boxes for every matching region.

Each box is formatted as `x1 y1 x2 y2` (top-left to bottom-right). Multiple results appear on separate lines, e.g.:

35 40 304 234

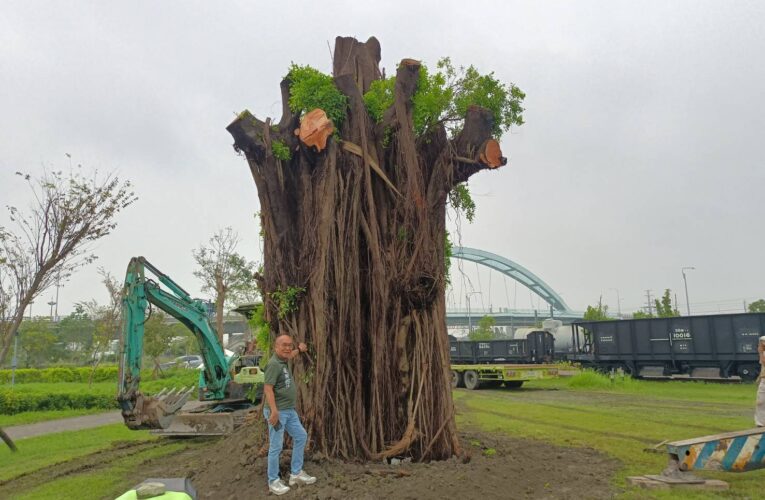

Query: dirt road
4 411 122 440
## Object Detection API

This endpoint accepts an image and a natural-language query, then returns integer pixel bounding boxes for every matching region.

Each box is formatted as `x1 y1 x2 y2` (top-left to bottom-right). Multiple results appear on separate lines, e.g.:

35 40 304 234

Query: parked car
174 355 203 369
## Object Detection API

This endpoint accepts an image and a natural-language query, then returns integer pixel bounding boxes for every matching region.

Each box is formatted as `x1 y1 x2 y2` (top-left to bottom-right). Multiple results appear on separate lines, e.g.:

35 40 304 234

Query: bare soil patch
136 421 617 499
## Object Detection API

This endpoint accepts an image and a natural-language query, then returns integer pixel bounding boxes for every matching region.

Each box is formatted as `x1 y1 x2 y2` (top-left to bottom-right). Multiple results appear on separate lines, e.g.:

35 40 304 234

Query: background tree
143 311 174 378
192 227 258 345
468 315 497 341
749 299 765 313
654 289 680 318
227 36 524 460
17 318 58 367
81 268 122 384
57 305 95 364
0 169 136 364
583 297 610 321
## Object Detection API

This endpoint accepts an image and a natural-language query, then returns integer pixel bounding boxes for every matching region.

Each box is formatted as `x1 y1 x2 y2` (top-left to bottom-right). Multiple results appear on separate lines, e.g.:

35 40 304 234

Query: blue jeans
263 408 308 483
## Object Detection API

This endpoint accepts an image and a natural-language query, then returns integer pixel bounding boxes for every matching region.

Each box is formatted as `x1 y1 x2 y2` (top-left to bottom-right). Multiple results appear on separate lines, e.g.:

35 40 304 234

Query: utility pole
682 267 695 316
645 290 653 316
466 291 481 336
54 273 63 321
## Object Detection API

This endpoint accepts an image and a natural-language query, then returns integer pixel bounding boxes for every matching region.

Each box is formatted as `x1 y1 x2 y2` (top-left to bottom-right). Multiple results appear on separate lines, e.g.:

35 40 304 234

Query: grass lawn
0 424 155 482
457 372 765 499
13 441 189 500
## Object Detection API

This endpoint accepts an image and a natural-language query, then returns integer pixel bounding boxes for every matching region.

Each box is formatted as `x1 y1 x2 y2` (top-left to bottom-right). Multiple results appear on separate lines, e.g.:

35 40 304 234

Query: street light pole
682 267 695 316
466 291 482 335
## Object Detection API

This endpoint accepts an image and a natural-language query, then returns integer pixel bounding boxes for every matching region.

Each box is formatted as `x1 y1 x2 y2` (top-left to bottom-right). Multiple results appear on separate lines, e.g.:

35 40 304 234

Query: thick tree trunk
227 36 503 461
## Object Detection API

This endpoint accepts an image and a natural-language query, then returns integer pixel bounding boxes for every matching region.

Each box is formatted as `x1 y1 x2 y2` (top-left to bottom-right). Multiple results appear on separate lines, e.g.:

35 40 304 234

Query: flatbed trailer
451 363 559 390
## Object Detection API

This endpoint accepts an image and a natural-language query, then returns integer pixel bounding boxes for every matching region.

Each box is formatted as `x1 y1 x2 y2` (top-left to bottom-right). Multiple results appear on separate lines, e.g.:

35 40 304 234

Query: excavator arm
117 257 234 430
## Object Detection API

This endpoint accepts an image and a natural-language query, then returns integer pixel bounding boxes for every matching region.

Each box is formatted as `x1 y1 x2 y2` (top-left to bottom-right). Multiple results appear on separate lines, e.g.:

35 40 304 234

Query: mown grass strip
12 441 188 500
533 371 757 405
0 424 154 482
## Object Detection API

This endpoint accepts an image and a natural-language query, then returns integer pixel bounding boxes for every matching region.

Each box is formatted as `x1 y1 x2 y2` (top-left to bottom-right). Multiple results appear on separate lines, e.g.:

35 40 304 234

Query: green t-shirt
264 354 297 410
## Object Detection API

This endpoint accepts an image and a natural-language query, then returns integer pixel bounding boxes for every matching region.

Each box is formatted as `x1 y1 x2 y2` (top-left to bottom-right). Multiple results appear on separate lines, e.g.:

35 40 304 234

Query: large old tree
227 37 523 461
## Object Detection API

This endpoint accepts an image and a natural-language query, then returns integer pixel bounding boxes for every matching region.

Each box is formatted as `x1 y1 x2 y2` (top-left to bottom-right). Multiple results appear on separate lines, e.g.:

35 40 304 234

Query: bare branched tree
192 227 258 344
0 169 137 364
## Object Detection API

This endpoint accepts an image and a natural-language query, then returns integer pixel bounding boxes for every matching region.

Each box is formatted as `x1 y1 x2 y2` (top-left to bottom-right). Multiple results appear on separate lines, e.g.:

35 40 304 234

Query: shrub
0 366 119 384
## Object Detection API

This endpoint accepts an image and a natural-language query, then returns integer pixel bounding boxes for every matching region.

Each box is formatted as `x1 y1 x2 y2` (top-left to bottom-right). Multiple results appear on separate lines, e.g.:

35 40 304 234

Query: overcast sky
1 1 763 317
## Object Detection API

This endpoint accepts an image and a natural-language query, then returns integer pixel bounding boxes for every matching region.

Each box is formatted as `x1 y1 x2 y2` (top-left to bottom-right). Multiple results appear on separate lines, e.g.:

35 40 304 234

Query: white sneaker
289 470 317 486
269 479 290 496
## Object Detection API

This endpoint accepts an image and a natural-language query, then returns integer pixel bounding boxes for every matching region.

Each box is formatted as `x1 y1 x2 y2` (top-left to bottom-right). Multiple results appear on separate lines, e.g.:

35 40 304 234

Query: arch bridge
449 246 581 326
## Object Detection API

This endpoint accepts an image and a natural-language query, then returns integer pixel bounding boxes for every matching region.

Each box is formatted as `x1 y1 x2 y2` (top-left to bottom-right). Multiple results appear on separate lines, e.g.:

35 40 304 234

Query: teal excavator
117 257 262 435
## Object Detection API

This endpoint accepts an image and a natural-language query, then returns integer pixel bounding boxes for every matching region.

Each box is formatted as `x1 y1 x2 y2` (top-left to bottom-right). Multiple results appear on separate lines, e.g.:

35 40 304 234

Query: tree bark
227 36 503 461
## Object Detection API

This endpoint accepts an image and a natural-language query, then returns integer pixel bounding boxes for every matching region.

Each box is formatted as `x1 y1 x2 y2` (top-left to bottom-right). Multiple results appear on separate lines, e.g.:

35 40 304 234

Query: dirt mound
137 421 617 499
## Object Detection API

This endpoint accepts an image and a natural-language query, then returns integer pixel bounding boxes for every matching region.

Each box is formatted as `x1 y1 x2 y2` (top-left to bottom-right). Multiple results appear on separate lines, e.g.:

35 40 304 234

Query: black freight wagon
449 331 555 365
571 312 765 380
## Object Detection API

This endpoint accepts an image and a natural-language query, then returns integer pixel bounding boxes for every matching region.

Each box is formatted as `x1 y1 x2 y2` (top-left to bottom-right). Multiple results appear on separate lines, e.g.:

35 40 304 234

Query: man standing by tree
263 333 316 495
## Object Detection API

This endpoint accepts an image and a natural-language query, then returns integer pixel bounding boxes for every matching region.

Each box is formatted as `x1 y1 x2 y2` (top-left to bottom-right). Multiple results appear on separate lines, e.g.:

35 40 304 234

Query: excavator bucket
121 387 194 430
152 412 236 436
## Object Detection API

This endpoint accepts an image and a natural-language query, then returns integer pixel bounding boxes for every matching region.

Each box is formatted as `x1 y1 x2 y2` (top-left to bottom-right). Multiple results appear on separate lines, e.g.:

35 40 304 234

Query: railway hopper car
571 312 765 380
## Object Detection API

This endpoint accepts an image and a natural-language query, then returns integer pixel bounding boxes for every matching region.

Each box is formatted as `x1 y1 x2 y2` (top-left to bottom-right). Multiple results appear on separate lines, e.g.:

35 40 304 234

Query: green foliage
654 289 680 318
271 139 292 161
583 297 609 322
632 310 653 319
749 299 765 313
0 366 118 384
412 64 453 136
362 58 525 139
0 384 117 414
143 311 174 376
17 319 60 367
248 302 271 366
449 61 525 137
363 77 395 123
448 183 476 222
56 305 96 363
0 369 198 414
286 64 348 127
468 315 496 341
270 286 306 319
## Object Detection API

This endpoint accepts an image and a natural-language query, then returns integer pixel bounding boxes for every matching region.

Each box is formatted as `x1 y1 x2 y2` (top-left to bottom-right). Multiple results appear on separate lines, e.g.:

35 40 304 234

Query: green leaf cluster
361 57 525 139
270 286 306 319
583 298 610 322
468 315 497 341
451 63 525 137
749 299 765 313
448 183 476 222
286 64 348 127
363 77 395 123
271 139 292 161
247 302 271 366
